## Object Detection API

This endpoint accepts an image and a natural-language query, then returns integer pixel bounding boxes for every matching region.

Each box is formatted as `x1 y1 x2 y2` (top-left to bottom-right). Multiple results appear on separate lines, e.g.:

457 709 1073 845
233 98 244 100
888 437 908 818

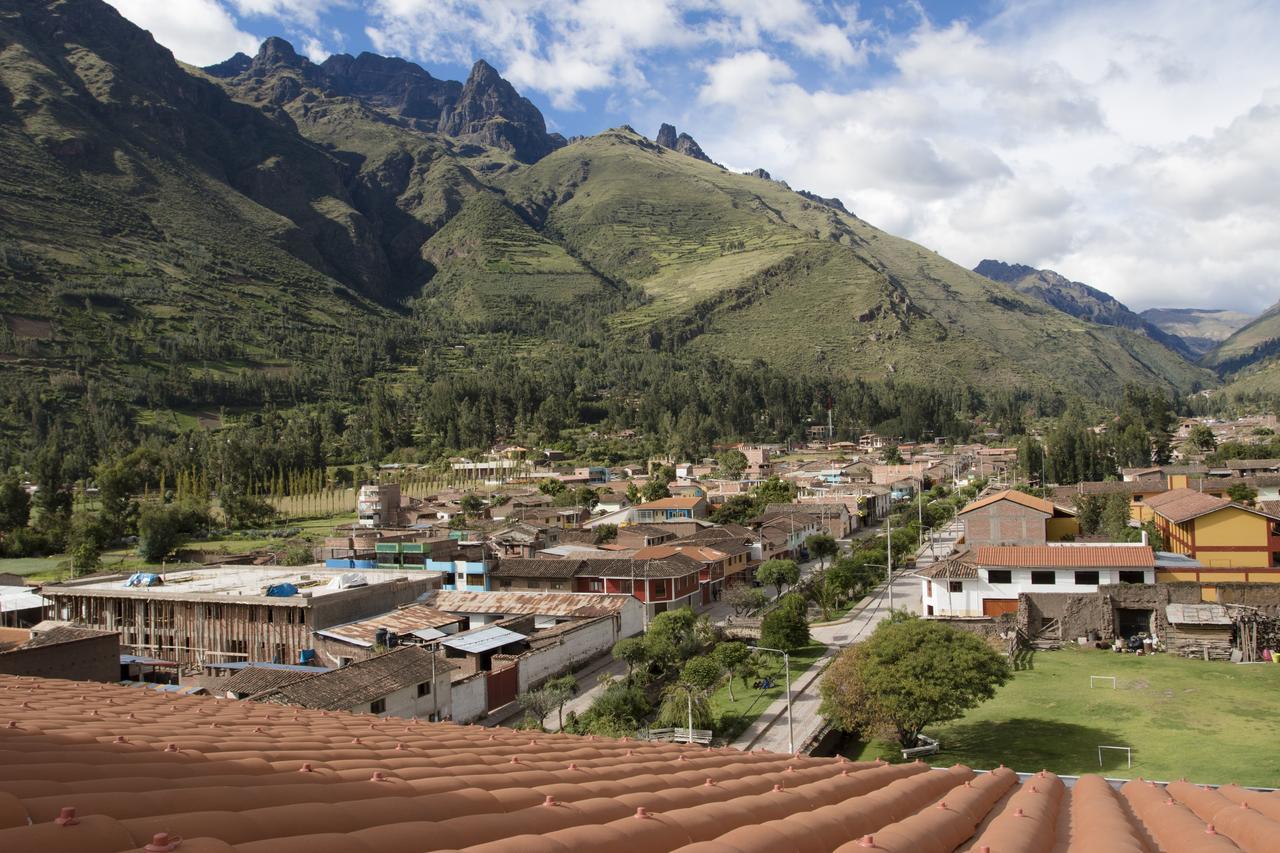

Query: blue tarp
265 583 298 597
125 573 162 588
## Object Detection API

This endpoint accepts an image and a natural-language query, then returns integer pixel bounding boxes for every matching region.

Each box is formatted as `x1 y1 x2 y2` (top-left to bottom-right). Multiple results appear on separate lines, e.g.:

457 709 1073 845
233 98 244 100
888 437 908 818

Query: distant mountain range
0 0 1234 433
972 260 1280 396
1139 308 1255 358
972 260 1196 358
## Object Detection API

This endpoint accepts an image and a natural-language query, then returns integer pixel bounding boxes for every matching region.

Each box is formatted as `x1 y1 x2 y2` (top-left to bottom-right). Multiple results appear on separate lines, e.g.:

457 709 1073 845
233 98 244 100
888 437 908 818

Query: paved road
733 568 923 753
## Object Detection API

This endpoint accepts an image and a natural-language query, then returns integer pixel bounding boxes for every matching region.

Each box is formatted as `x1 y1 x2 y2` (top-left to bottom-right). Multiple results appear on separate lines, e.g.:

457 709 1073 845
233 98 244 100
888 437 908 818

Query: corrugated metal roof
1166 603 1232 625
0 589 48 613
434 590 630 618
975 545 1155 569
314 603 464 648
439 626 526 654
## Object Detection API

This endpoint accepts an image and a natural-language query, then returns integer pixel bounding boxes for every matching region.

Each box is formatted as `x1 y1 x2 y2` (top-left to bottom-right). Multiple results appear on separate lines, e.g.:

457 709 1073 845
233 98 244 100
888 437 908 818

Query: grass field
848 646 1280 788
0 556 66 577
708 644 828 743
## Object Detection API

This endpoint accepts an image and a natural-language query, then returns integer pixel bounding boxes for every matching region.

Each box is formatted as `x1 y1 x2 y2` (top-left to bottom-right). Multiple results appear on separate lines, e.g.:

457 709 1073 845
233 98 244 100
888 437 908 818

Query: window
417 682 431 697
1119 571 1146 584
948 581 964 593
987 570 1012 584
587 579 604 592
616 579 633 593
370 698 386 714
653 580 667 596
526 580 541 589
1074 571 1100 585
498 579 513 588
1030 571 1056 585
550 582 565 590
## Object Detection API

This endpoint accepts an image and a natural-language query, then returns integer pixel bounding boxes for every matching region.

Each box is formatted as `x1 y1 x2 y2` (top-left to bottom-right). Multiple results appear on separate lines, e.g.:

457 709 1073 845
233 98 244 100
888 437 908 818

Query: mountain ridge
0 0 1218 442
973 260 1196 358
1140 307 1255 358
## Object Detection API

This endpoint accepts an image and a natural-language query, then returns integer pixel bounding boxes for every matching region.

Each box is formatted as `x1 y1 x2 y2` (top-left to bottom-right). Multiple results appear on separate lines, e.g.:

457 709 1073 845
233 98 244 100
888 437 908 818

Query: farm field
848 645 1280 788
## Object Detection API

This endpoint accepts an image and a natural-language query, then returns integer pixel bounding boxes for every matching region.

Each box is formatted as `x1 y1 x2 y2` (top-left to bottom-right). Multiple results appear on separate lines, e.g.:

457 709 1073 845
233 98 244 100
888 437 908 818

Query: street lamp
751 644 793 753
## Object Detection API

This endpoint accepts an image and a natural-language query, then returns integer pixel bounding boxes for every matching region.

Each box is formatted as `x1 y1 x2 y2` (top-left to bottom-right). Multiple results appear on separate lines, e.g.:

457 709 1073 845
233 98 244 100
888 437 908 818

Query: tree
1100 493 1134 540
827 557 862 600
757 558 800 598
725 583 768 616
716 449 748 480
593 523 618 545
137 505 191 563
459 494 485 517
220 489 276 529
0 476 30 532
1188 424 1217 452
712 641 751 701
819 615 1011 748
1227 483 1258 505
67 511 108 574
538 478 566 497
759 593 809 653
656 656 721 731
516 687 556 731
883 445 904 465
644 607 700 671
544 674 578 732
806 534 838 569
641 477 672 502
612 636 649 682
1076 494 1105 535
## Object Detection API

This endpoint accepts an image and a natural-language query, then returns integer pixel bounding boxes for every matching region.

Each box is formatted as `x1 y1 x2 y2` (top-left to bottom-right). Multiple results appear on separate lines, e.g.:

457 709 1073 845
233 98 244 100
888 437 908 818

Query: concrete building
488 556 703 619
920 545 1157 618
1147 488 1280 576
40 567 440 668
356 483 401 527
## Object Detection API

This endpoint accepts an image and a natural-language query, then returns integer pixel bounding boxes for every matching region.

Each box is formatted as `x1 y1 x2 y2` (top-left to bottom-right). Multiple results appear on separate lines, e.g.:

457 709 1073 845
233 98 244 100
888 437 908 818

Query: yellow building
1147 488 1280 581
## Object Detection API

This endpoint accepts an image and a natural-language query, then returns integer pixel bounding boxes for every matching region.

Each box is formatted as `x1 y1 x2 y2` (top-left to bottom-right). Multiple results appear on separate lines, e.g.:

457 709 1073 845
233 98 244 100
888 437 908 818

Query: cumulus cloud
692 2 1280 312
364 0 866 108
106 0 258 66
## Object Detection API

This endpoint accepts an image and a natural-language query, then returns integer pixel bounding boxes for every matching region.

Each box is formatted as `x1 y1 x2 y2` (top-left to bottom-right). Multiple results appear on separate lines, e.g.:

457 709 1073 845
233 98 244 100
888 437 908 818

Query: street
733 566 923 754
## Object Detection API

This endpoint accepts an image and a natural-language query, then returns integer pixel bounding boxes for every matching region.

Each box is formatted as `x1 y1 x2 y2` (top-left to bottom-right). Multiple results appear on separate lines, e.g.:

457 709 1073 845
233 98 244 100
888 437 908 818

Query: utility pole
886 512 894 612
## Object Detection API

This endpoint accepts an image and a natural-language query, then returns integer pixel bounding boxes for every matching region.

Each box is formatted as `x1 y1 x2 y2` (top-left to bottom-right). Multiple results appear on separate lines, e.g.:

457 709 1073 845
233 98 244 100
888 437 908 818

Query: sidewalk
730 570 923 753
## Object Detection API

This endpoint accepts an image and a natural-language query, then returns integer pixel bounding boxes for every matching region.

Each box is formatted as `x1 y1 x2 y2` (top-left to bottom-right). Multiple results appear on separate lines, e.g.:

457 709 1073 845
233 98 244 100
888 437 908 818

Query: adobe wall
0 634 120 682
1020 584 1205 641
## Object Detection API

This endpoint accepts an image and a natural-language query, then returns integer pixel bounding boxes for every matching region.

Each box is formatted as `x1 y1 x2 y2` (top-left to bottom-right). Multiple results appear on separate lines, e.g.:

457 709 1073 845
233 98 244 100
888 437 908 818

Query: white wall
517 616 619 692
925 568 1156 618
451 672 487 723
365 670 452 721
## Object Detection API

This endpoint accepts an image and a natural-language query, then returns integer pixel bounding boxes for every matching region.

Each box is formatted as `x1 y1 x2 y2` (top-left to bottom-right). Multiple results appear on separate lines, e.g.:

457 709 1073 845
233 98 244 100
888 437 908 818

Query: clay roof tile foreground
0 675 1276 852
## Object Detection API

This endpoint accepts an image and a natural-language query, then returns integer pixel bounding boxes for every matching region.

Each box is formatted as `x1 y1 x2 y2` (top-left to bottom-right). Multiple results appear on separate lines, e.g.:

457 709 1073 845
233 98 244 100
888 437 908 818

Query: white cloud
691 1 1280 312
364 0 866 108
107 0 258 66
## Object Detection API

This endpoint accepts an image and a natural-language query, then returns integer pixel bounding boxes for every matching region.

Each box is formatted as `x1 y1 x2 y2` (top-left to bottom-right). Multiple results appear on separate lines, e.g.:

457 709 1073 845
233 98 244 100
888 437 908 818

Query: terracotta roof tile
0 674 1268 852
974 545 1155 569
958 490 1057 516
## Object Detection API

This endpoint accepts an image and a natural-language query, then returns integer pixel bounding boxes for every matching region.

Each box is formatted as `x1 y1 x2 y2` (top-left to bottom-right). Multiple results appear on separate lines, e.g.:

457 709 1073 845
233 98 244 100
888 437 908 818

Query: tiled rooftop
974 545 1156 569
1 675 1275 852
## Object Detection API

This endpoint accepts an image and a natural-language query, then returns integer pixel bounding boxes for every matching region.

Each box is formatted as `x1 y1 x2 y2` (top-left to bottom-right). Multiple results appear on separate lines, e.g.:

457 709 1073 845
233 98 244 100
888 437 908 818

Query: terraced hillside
0 0 1218 434
499 130 1213 393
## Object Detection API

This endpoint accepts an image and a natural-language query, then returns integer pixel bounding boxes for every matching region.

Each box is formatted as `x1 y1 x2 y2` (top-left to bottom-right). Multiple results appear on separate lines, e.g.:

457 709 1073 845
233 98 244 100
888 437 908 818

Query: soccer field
851 645 1280 788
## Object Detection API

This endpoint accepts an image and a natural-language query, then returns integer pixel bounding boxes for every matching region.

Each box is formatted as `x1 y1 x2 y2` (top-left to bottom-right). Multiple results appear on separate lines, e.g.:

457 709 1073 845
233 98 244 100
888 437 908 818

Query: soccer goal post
1089 675 1117 689
1098 745 1132 769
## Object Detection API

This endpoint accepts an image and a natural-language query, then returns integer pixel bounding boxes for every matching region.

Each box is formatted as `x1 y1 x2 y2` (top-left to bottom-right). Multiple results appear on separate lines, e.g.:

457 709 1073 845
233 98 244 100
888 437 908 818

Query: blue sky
108 1 1280 313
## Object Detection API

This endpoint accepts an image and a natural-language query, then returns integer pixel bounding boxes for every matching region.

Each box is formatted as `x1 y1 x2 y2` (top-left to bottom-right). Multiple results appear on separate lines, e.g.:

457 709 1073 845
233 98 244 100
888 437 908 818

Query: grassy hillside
1203 301 1280 373
1141 307 1254 358
499 129 1214 395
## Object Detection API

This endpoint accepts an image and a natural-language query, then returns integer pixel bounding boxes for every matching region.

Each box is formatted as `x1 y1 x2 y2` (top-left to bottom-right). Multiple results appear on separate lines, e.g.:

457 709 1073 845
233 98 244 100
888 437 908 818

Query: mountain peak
467 58 501 83
253 36 304 69
204 52 252 79
974 259 1039 284
654 123 712 163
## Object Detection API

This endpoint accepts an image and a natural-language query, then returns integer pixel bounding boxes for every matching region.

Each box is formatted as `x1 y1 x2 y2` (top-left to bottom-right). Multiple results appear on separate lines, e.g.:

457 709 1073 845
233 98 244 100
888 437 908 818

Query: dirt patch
195 411 222 429
3 315 53 339
1123 678 1149 691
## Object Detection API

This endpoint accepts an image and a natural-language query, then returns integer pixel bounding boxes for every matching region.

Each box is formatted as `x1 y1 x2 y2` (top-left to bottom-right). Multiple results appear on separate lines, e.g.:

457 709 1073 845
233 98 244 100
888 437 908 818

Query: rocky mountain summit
655 123 712 163
205 41 563 163
974 260 1195 358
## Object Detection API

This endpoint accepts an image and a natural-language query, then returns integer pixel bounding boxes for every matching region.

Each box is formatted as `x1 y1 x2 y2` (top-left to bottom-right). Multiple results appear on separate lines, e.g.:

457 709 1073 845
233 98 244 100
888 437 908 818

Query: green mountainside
1208 302 1280 395
0 0 1218 446
498 131 1212 391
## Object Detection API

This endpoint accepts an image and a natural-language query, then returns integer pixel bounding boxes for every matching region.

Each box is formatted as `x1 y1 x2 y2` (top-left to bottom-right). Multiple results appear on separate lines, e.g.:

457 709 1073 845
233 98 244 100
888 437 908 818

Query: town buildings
39 567 440 668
